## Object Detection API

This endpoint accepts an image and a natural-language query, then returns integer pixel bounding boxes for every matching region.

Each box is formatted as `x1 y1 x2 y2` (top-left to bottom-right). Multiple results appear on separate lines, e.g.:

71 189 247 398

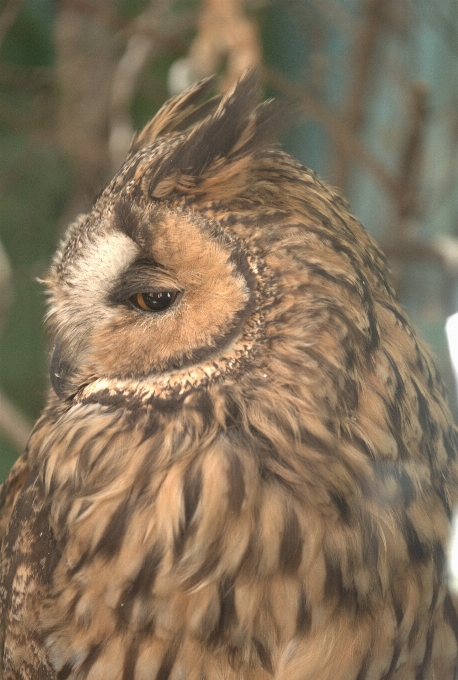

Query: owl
1 72 458 680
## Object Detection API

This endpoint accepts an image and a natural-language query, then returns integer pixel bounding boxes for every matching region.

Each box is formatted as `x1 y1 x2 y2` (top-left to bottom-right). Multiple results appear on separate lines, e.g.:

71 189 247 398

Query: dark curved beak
49 340 77 400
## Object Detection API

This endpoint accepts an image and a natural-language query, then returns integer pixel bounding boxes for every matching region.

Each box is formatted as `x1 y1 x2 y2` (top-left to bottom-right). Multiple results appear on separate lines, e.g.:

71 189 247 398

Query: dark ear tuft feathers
152 71 261 180
126 70 293 202
129 75 219 156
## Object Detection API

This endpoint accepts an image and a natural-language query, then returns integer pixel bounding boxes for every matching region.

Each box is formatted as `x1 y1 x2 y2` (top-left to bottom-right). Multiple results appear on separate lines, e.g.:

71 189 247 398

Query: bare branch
332 0 386 192
55 0 120 219
58 0 193 52
109 0 174 170
0 240 12 336
0 242 32 453
0 0 25 48
0 389 32 453
188 0 262 90
397 82 429 229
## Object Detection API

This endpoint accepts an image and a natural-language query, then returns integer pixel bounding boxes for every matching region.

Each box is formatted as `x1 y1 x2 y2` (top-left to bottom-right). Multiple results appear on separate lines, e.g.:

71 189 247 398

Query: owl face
43 74 289 405
45 200 262 400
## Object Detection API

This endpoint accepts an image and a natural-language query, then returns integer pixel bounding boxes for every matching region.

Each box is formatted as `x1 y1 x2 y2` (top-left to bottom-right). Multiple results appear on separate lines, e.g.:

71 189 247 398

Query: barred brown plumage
1 71 458 679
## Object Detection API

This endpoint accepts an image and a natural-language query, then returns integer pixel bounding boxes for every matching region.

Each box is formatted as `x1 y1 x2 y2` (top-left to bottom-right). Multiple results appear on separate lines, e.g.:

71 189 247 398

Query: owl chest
32 403 454 679
40 428 314 677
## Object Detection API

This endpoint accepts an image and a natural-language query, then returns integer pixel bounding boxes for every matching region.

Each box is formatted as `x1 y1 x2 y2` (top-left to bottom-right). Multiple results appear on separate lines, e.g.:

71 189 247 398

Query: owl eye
132 291 179 312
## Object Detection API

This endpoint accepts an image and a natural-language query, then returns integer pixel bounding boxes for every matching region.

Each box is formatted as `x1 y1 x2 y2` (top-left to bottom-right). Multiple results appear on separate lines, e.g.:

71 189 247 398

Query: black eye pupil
134 291 177 312
145 292 170 310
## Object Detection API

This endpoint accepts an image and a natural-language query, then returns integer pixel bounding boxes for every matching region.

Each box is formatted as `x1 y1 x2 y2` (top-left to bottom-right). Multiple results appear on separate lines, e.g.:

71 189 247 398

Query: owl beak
49 340 77 400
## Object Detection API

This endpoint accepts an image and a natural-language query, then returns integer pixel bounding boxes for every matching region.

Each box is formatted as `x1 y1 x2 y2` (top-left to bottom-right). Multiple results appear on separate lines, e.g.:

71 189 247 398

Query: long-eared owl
1 72 458 680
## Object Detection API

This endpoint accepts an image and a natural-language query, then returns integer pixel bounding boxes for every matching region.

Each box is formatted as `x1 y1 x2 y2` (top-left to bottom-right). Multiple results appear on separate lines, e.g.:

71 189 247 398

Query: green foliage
0 0 55 67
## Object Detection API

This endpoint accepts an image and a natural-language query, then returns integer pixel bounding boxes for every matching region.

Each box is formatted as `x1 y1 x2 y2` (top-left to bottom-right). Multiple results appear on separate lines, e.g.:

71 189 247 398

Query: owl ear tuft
129 75 220 155
149 71 286 200
136 70 291 202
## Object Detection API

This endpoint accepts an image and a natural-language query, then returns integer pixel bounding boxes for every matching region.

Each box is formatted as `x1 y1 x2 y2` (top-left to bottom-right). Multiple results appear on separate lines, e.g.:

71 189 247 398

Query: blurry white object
449 510 458 594
447 312 458 593
167 58 195 96
435 236 458 275
445 312 458 401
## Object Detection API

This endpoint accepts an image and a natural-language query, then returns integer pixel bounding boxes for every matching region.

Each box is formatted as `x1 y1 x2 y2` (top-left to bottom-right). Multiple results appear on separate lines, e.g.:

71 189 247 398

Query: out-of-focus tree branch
57 0 193 51
109 0 175 171
397 82 429 233
190 0 262 89
169 0 262 94
332 0 386 192
0 241 32 453
0 240 12 335
55 0 120 220
0 390 31 453
0 0 25 48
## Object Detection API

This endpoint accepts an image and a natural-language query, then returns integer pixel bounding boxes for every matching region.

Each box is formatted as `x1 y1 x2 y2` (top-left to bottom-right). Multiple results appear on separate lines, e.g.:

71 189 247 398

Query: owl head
43 71 432 439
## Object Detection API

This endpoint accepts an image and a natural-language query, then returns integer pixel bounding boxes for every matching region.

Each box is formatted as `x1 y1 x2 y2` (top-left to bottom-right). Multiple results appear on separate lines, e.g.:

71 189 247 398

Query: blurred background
1 0 458 480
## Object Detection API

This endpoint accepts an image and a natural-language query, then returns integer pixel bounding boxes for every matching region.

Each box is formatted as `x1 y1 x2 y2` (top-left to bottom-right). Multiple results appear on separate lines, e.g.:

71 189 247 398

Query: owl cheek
49 340 79 400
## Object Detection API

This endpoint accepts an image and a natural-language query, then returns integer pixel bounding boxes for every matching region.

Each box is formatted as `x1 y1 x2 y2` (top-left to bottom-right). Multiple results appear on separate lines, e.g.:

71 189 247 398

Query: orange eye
133 291 179 312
